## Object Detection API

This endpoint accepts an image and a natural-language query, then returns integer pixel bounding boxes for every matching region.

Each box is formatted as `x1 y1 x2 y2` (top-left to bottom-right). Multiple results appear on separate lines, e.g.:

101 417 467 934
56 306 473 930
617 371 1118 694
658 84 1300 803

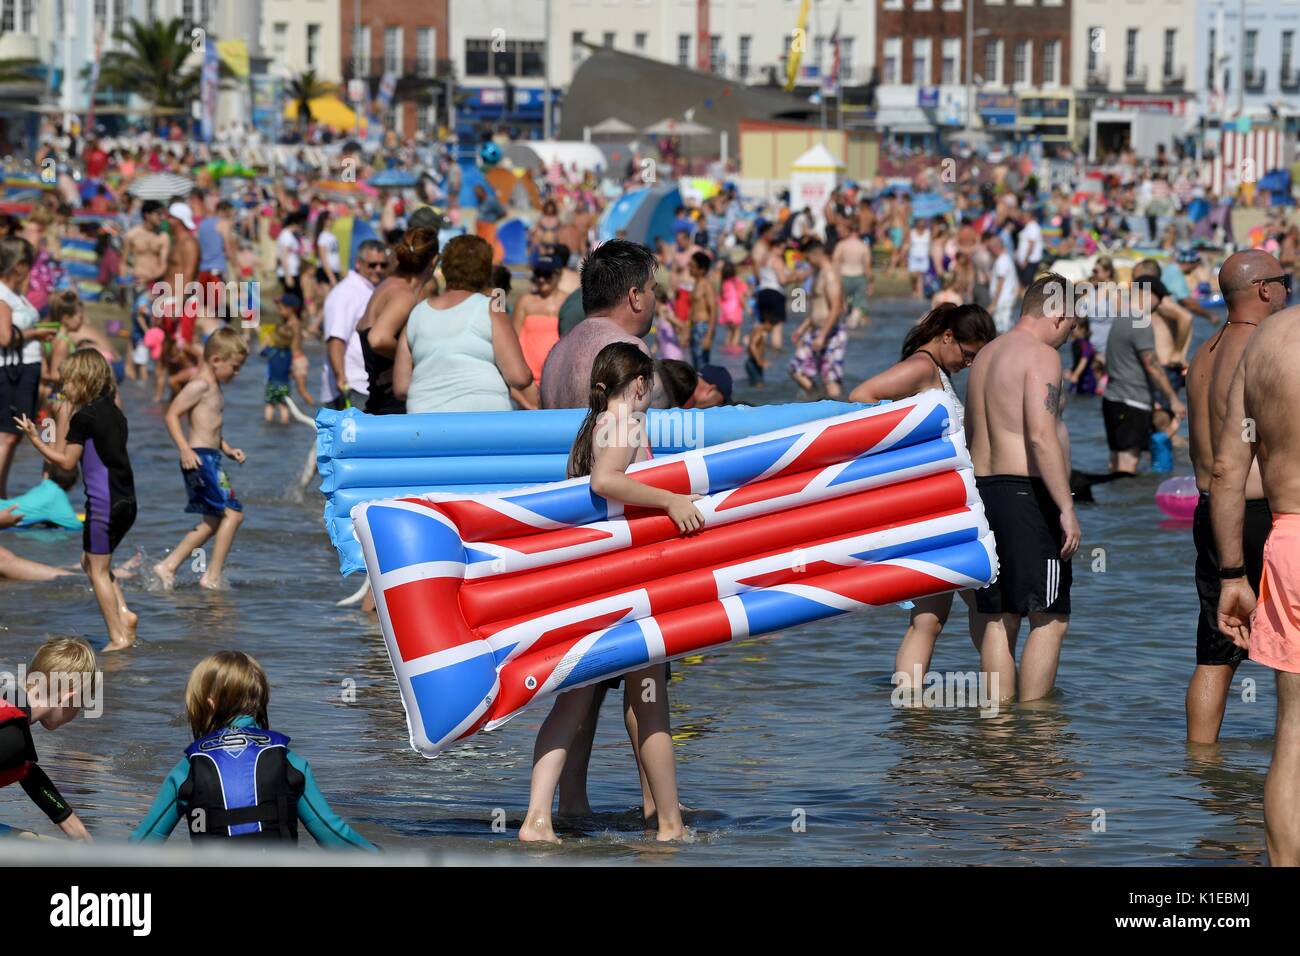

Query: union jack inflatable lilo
352 390 998 757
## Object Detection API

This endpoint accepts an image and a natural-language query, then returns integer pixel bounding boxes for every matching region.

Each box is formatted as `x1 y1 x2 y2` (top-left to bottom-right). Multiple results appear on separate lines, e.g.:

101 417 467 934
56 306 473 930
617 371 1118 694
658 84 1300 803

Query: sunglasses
361 258 387 269
1252 274 1293 294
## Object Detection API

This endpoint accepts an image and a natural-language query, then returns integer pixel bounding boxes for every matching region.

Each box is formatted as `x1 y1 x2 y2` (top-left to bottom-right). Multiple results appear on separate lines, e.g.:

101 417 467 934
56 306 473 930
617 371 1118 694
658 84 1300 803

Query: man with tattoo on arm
965 274 1081 701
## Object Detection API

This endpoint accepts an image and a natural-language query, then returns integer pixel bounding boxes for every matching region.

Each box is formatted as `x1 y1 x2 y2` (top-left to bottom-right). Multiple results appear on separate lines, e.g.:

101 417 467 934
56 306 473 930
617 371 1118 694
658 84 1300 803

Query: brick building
340 0 451 137
874 0 1073 140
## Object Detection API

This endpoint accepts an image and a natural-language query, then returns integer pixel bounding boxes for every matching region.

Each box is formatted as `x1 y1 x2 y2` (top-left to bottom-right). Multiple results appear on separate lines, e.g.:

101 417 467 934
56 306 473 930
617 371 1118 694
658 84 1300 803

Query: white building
1072 1 1196 99
449 0 874 94
261 0 342 82
1193 0 1300 125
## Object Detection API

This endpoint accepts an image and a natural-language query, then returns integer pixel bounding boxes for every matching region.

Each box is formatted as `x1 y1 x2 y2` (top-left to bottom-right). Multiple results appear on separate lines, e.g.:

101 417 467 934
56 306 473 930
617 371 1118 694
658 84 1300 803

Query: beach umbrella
127 172 194 200
642 118 713 136
367 168 419 189
589 117 637 137
910 192 954 220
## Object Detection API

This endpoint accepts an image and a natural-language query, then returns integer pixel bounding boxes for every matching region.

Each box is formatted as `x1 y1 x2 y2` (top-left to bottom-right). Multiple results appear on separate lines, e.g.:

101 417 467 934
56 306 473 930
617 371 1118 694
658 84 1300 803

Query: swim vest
0 703 36 789
181 726 302 841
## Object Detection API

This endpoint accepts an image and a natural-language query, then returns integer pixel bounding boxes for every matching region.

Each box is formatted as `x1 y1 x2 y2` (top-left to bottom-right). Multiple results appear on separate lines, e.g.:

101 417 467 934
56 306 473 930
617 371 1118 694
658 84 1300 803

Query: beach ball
1155 475 1199 521
479 142 502 167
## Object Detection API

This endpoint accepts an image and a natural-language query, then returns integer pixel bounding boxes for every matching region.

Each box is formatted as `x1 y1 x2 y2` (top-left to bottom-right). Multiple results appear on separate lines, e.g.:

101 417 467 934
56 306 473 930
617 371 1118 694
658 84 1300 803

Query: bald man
1212 279 1300 866
1185 251 1288 743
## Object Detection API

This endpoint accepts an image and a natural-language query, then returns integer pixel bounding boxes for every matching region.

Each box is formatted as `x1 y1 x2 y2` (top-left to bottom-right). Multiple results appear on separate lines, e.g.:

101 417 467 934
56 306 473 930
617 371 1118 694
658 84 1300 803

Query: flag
353 393 998 757
200 39 219 142
824 13 842 96
217 39 249 79
784 0 811 92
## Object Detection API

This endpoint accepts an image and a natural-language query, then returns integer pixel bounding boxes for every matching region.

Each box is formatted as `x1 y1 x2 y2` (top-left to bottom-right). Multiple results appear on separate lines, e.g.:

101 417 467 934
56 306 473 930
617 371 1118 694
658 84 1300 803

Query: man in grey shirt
540 239 660 409
1102 273 1186 473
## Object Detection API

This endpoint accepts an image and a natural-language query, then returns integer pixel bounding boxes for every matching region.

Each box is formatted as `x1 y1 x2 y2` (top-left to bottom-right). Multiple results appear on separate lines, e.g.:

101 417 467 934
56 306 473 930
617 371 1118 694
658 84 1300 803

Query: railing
1123 64 1148 89
342 57 456 81
1244 68 1267 91
1086 64 1109 89
1281 68 1300 91
1162 64 1185 89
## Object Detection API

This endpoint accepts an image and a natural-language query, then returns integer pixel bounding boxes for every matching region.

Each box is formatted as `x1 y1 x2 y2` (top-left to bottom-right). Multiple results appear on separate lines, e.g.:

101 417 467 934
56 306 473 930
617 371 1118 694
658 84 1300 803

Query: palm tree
286 69 337 129
95 17 202 108
0 58 40 85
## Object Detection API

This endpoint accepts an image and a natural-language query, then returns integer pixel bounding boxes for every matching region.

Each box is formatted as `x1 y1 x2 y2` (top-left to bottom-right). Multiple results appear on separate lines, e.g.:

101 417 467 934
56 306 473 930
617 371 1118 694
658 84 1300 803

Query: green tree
95 17 202 107
286 69 336 129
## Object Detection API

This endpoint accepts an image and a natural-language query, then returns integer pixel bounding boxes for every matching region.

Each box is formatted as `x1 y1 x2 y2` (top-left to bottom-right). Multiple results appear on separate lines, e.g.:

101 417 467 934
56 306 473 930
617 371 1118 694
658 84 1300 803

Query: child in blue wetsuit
260 310 294 424
131 650 376 850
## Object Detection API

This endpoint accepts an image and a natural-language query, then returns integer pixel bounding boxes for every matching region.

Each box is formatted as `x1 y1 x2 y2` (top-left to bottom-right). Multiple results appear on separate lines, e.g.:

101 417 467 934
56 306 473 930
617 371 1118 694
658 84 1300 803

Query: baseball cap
407 205 445 232
532 253 564 276
167 201 195 231
1176 246 1200 264
698 365 733 404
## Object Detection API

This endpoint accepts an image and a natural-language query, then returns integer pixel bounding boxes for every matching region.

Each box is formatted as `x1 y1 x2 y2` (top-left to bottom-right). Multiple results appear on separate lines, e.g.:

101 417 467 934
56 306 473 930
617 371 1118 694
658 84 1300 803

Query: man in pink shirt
540 240 661 409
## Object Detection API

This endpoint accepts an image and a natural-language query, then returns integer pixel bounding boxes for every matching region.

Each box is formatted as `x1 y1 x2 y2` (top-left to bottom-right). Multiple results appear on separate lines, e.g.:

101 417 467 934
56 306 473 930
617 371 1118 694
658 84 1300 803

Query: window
915 0 933 9
678 33 691 67
942 0 961 9
306 24 321 69
941 37 961 85
814 35 825 73
417 102 436 137
1283 31 1295 81
356 26 371 70
1087 27 1100 74
883 37 901 84
710 34 723 73
603 31 615 48
1163 29 1175 78
634 32 648 52
20 0 33 32
738 35 752 78
1042 39 1059 86
416 28 435 76
1244 30 1257 74
1013 39 1030 85
983 39 1002 86
572 31 586 70
912 38 931 85
182 0 194 27
467 38 546 78
383 26 401 74
883 0 902 9
112 0 125 36
93 0 106 30
841 37 854 83
1125 28 1137 78
271 22 288 66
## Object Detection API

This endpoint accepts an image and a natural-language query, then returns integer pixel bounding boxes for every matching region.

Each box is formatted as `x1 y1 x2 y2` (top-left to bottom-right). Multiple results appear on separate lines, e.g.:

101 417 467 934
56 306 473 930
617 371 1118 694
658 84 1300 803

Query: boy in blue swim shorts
155 327 249 590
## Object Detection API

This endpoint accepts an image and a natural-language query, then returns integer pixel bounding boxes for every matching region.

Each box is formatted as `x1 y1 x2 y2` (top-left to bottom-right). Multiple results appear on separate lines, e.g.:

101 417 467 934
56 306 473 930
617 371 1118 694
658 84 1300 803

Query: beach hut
789 144 843 237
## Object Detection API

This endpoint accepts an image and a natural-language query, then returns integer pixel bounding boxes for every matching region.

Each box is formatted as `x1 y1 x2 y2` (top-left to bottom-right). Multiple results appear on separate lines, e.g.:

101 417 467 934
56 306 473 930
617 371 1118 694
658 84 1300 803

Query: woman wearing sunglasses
849 303 997 691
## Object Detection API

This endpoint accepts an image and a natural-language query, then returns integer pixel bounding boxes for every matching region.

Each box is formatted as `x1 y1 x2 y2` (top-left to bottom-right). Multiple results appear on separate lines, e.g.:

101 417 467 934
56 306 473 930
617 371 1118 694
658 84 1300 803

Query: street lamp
965 17 992 134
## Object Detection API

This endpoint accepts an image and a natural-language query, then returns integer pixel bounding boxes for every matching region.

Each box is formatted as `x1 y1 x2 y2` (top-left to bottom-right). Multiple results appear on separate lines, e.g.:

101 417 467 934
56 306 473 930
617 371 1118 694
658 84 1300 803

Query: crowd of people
2 123 1299 863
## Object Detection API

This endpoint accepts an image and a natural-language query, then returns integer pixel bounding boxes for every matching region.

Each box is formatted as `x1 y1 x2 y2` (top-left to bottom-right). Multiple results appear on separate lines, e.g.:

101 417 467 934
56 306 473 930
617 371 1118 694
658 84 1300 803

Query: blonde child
0 638 98 839
131 650 376 848
520 342 702 844
154 327 248 590
15 349 138 650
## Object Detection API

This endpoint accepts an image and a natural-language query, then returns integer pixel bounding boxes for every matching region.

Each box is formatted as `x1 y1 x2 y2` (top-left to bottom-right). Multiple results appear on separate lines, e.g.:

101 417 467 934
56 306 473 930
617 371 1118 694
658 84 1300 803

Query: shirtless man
155 202 201 401
121 200 170 381
832 228 873 329
1213 287 1300 866
154 327 248 590
788 239 847 399
1185 251 1288 743
965 274 1080 701
1133 259 1194 432
687 251 717 367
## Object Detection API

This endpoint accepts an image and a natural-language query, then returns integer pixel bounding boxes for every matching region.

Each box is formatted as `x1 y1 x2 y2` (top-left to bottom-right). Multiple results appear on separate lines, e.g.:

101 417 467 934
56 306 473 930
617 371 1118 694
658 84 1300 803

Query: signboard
250 74 284 143
917 87 939 108
977 92 1016 128
348 79 365 103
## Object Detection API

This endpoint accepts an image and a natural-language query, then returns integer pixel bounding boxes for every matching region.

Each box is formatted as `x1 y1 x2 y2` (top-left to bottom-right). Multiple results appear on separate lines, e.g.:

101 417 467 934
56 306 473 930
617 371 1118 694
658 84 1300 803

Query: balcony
1124 64 1148 90
342 57 456 82
1282 68 1300 92
1245 68 1266 92
1085 64 1109 90
1162 64 1185 90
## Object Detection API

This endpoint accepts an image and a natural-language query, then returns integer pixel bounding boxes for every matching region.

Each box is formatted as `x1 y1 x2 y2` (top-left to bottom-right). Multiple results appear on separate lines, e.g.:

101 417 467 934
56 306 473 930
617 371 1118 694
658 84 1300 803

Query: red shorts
674 288 692 322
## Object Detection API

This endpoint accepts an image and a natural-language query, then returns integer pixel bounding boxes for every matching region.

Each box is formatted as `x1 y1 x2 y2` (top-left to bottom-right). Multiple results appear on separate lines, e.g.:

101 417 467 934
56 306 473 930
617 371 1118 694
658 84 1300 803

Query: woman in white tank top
847 302 997 692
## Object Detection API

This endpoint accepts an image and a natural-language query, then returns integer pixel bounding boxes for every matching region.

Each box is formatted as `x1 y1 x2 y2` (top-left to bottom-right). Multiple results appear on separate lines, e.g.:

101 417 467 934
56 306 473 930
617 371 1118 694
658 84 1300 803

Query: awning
284 95 356 129
874 107 935 134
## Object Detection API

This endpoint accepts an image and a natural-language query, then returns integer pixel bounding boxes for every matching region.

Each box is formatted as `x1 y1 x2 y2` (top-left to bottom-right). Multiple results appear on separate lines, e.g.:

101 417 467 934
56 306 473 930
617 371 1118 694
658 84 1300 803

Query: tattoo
1045 382 1061 417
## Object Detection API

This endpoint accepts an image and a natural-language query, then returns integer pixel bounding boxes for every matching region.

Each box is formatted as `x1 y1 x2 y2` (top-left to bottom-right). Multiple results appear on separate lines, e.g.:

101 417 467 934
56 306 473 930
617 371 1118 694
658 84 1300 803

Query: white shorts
993 301 1015 334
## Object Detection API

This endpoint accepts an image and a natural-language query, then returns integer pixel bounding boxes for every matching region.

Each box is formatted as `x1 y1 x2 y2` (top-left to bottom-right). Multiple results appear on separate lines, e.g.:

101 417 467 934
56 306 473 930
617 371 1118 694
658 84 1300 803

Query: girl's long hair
567 342 655 479
901 302 996 360
60 348 116 408
185 650 271 739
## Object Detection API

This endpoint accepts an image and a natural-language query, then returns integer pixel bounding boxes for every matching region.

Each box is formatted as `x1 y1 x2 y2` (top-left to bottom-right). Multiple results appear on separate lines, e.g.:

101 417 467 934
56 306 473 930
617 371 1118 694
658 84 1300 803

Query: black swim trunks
1193 492 1270 666
756 288 786 325
1102 398 1152 453
975 475 1072 616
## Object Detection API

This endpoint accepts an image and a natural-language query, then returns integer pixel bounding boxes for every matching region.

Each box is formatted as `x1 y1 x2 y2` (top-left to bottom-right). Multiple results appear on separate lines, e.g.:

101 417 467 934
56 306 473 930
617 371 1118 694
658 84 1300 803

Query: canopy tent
126 172 194 200
642 118 713 137
910 192 955 220
502 140 608 176
367 168 420 189
284 94 357 130
588 117 637 136
789 144 843 235
596 180 681 247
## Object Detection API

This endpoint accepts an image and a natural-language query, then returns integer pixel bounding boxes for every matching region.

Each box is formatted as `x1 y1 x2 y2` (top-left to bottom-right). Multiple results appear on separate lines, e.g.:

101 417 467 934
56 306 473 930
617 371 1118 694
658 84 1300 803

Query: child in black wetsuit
0 637 98 839
15 348 138 651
